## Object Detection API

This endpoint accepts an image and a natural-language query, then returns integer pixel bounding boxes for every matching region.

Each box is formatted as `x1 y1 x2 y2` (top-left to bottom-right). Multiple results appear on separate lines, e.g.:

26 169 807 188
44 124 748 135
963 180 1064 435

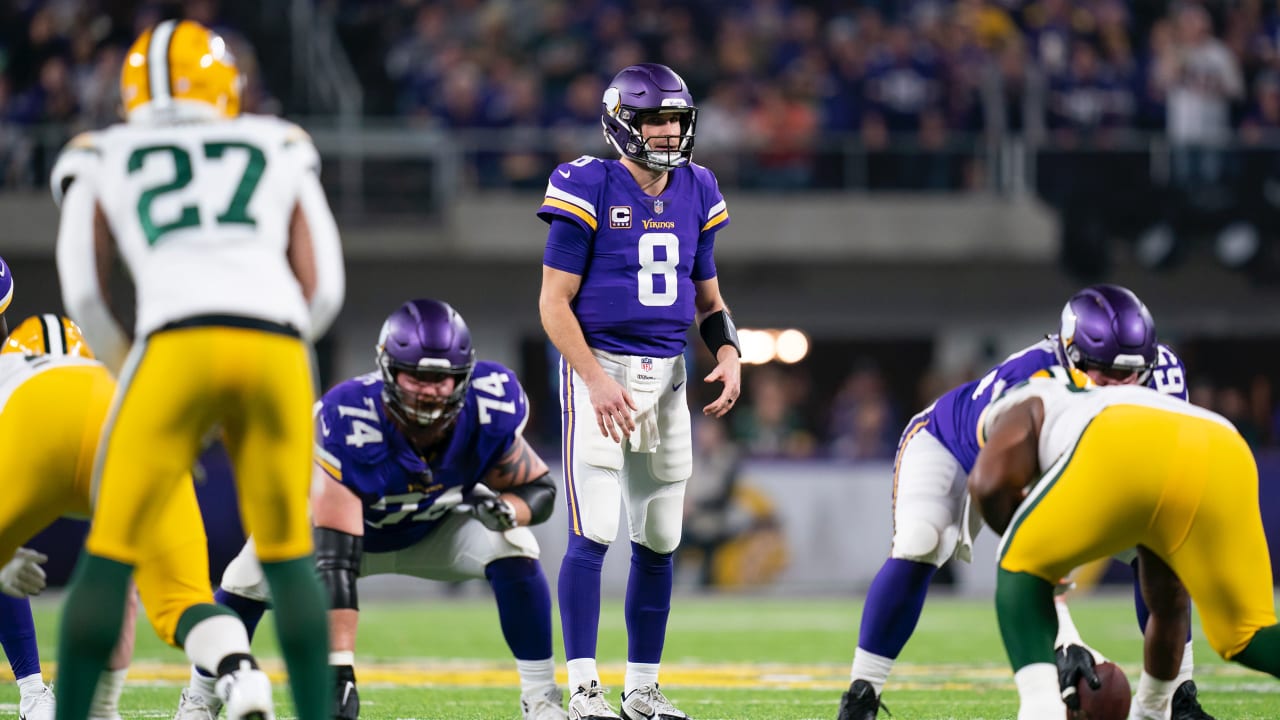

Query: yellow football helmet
2 314 95 359
121 19 241 121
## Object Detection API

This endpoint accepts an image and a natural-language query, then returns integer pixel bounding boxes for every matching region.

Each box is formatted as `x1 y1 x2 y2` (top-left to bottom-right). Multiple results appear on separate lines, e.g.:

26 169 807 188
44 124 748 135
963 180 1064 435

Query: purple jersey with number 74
538 155 729 358
313 360 530 553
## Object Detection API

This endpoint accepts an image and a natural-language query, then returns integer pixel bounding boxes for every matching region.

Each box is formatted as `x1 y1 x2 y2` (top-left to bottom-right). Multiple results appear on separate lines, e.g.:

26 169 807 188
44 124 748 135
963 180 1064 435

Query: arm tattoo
487 439 544 491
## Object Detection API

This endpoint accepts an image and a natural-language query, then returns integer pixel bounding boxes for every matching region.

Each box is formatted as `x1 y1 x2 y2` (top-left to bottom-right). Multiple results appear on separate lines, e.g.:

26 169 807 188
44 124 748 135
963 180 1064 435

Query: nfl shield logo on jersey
641 357 653 372
653 199 664 215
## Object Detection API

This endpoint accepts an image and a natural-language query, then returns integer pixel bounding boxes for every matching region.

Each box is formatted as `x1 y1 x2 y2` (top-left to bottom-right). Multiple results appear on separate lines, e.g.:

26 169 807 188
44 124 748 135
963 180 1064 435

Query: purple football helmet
376 299 476 430
601 63 697 171
1057 284 1158 384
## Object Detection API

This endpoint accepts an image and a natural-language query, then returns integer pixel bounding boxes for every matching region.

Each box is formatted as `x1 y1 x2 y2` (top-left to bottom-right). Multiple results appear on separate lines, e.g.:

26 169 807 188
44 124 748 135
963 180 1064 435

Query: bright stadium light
739 329 775 365
775 329 810 363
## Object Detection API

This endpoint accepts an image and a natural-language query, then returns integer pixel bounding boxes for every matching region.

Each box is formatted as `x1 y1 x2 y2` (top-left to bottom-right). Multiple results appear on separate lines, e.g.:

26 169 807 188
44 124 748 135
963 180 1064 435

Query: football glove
333 664 359 720
0 548 48 598
461 484 517 531
1056 643 1101 710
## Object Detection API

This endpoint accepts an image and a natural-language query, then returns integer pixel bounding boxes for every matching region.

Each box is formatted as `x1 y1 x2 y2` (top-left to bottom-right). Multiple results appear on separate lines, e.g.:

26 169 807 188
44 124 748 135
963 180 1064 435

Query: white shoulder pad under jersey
981 371 1236 472
52 115 325 338
50 131 104 207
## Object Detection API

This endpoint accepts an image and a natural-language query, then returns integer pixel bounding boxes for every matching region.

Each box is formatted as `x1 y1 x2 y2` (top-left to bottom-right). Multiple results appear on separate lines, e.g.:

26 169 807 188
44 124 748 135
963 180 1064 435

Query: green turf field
5 592 1279 719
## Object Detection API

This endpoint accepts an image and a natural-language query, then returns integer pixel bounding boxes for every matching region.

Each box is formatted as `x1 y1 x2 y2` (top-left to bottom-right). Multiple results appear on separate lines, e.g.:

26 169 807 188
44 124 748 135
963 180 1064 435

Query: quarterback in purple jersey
175 300 569 720
840 285 1214 720
538 63 742 720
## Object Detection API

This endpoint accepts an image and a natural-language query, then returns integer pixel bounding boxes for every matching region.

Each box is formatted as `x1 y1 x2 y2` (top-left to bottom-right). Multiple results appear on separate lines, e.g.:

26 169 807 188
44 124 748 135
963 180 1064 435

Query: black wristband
314 526 362 610
506 473 557 526
699 309 741 357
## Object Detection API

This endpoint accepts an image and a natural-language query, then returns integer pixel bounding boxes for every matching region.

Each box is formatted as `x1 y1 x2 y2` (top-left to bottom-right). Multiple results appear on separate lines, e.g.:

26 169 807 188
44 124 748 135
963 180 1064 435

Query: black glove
333 664 359 720
1056 644 1101 710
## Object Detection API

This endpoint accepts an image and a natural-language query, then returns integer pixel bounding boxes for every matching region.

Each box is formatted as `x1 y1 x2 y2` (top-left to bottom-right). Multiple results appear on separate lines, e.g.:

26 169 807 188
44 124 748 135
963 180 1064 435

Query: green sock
1235 624 1280 677
55 554 132 720
996 569 1058 671
174 602 241 647
260 556 332 720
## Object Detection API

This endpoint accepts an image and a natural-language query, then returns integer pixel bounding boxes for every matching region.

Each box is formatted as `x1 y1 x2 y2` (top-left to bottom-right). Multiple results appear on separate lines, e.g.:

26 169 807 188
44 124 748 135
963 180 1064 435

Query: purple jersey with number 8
538 155 729 357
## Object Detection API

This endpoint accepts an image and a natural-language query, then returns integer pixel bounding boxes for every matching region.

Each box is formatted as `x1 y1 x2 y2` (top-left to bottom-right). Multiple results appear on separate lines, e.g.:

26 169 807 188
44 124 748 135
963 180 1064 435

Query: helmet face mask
375 300 475 435
602 63 697 171
1058 284 1157 386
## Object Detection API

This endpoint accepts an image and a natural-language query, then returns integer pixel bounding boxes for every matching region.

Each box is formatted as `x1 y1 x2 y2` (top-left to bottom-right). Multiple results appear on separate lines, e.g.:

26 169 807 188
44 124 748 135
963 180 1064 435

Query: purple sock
857 558 937 658
486 557 553 660
215 588 267 641
0 595 40 678
560 534 608 661
625 541 673 664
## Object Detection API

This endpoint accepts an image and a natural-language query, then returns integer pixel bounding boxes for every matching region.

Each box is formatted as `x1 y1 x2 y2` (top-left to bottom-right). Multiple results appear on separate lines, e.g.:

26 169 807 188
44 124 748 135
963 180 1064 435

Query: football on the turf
1070 661 1131 720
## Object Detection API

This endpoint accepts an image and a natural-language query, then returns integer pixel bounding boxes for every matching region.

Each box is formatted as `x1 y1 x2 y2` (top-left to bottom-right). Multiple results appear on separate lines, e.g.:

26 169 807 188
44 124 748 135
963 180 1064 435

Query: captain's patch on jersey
609 206 631 229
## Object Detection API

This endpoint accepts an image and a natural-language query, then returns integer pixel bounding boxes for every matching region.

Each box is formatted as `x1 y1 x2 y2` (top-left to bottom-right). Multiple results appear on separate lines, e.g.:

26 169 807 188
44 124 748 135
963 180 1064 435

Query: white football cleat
174 687 223 720
19 684 55 720
620 683 690 720
522 685 569 720
215 667 274 720
568 681 621 720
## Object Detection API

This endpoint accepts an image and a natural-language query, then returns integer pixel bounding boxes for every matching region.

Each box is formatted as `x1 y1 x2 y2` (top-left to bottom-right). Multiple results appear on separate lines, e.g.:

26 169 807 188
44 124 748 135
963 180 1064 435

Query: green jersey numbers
127 141 267 245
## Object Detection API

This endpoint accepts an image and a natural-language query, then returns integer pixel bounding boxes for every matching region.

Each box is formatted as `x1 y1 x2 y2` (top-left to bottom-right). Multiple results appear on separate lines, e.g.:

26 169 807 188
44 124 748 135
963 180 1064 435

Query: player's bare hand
703 346 741 417
587 374 637 442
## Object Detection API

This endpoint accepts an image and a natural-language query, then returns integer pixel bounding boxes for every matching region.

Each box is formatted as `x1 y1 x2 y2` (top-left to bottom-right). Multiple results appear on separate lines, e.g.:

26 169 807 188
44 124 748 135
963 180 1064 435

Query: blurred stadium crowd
3 1 1280 188
4 0 1280 460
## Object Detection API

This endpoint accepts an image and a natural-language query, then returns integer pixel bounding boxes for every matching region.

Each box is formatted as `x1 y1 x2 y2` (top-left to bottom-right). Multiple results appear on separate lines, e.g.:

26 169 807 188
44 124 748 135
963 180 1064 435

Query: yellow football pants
0 362 211 644
1000 405 1276 659
88 323 316 574
0 365 108 560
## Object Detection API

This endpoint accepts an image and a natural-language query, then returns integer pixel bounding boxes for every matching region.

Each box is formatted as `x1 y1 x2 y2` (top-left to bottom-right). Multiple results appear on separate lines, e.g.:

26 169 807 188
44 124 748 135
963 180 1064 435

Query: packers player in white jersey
0 315 272 720
970 368 1280 720
50 19 344 720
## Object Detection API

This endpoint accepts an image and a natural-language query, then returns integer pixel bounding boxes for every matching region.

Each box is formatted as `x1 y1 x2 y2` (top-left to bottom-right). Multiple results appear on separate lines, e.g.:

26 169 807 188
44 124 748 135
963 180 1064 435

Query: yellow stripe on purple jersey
701 199 729 232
